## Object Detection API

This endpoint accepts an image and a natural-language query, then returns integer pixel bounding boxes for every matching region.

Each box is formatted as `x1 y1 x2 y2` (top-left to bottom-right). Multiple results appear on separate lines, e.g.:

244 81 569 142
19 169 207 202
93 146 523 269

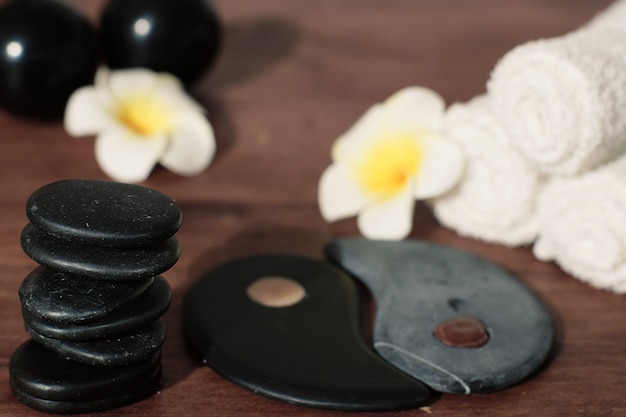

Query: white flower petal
106 68 162 99
331 104 385 163
95 128 168 183
64 87 115 137
318 164 373 222
149 82 204 115
94 66 110 89
89 67 123 115
383 86 445 134
357 185 415 240
415 135 465 199
160 113 216 176
153 71 185 90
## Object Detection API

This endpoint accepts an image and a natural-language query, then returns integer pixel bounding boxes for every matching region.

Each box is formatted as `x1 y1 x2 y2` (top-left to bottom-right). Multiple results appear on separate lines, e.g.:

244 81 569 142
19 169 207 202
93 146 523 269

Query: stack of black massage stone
9 179 182 414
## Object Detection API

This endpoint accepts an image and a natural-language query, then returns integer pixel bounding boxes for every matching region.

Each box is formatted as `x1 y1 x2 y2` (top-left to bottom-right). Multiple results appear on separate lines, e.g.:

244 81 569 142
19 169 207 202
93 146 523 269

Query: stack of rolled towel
431 0 626 293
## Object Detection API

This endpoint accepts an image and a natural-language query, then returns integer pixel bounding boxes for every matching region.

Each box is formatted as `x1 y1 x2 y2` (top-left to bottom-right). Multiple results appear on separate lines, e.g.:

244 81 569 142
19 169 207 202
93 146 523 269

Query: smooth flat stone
325 238 555 394
27 319 166 366
10 340 160 413
21 223 180 280
26 179 182 248
11 383 160 415
23 276 172 341
10 340 161 402
19 266 154 323
183 254 432 411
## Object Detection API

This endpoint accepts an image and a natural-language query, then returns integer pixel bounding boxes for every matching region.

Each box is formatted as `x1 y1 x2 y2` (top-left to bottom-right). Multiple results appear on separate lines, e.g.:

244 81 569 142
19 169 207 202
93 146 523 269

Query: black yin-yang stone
183 254 432 411
100 0 221 86
10 340 161 414
0 0 98 119
27 179 182 249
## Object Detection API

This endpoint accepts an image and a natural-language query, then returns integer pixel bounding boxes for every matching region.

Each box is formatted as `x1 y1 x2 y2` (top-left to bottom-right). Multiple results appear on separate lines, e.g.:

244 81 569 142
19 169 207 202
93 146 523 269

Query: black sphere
0 0 98 120
100 0 221 87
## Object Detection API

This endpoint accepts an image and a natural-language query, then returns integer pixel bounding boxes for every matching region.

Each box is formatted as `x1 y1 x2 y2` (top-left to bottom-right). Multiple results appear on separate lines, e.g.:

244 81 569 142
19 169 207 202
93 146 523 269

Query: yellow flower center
354 135 423 197
118 92 172 136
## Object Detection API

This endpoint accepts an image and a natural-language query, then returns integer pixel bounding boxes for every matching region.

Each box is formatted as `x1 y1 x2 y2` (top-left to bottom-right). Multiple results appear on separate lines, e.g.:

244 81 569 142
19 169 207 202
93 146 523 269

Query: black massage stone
21 223 180 280
19 266 154 323
10 340 161 413
27 319 166 366
100 0 221 86
26 179 182 248
183 254 433 411
0 0 98 119
22 276 172 341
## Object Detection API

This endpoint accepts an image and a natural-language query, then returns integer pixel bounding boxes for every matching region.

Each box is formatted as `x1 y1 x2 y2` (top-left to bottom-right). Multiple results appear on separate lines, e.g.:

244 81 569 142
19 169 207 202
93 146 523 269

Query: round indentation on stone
434 317 489 348
247 276 306 307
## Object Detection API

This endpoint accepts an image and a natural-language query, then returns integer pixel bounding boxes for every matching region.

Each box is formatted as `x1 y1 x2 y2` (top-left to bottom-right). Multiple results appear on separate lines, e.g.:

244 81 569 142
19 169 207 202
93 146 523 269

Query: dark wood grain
0 1 622 416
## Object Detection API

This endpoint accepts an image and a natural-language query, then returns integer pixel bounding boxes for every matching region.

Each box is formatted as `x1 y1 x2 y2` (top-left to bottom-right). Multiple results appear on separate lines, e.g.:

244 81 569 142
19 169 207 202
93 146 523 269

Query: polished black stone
23 276 172 341
10 340 161 413
19 266 155 323
11 381 161 415
326 238 555 394
27 319 166 366
100 0 221 86
183 254 432 411
21 223 180 281
0 0 98 119
27 179 182 249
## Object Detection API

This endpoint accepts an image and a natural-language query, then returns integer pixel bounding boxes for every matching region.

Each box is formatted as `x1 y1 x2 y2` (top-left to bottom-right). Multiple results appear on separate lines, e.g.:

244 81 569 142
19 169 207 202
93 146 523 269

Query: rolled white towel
431 96 542 247
487 24 626 175
586 0 626 33
534 154 626 293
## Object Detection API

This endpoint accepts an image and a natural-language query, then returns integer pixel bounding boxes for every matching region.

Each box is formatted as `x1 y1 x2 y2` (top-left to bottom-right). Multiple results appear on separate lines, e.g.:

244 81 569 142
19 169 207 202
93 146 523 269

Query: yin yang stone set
183 239 555 411
10 179 182 414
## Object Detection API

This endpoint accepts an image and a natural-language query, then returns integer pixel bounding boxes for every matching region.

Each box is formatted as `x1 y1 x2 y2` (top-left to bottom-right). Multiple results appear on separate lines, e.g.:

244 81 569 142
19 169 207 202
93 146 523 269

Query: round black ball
0 0 98 120
100 0 221 86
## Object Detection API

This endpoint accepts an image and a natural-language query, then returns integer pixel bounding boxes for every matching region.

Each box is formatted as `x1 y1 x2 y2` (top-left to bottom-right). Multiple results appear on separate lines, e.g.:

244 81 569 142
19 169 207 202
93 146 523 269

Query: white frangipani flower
64 67 216 183
318 87 465 240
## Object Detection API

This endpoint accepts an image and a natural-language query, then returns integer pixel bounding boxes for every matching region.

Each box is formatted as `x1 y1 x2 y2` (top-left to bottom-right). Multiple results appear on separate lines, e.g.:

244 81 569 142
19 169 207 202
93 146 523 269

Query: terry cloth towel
586 0 626 34
534 154 626 293
431 96 542 247
487 19 626 176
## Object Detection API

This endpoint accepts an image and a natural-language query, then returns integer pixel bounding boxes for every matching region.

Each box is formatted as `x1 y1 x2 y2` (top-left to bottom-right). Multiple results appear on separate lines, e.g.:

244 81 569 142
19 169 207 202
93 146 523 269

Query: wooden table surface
1 0 623 415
